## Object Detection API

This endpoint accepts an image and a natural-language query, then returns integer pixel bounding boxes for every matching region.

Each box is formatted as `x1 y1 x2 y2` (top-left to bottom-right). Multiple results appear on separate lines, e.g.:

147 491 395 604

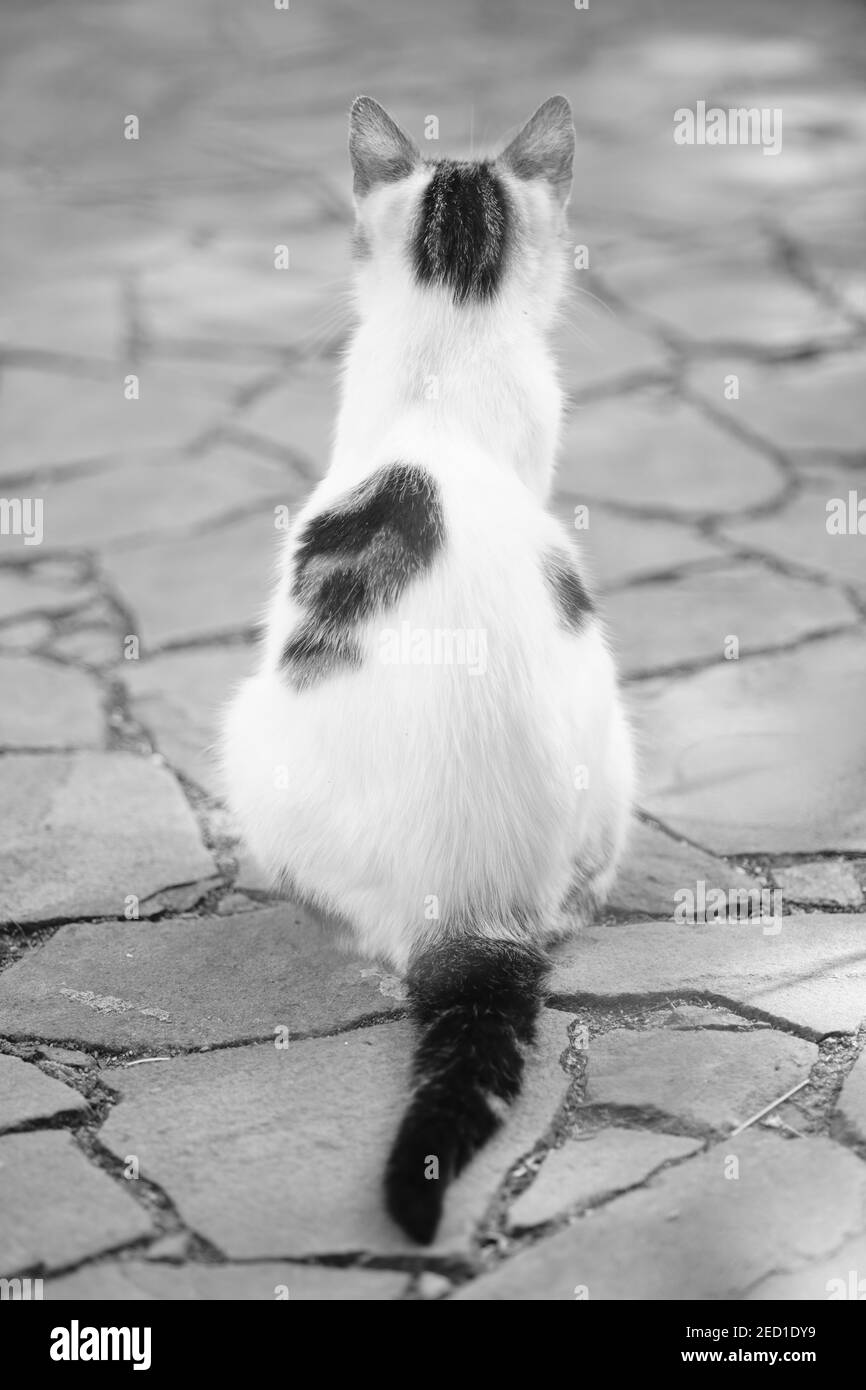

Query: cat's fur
221 95 634 1243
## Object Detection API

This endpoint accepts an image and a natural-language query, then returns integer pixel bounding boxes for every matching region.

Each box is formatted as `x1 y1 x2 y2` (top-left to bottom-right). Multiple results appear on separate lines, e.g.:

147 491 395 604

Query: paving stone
0 908 403 1048
122 644 255 795
583 1029 816 1130
548 499 727 590
100 512 279 648
0 365 247 481
454 1132 866 1300
50 626 125 666
0 616 53 650
141 1232 191 1262
0 1053 89 1131
773 860 864 909
607 562 855 677
38 1048 93 1069
837 1052 866 1145
748 1231 866 1300
0 654 104 749
509 1129 702 1229
0 275 123 360
559 392 783 517
722 476 866 593
46 1261 407 1300
141 225 353 354
415 1272 454 1300
0 1130 153 1276
636 630 866 854
607 819 761 918
98 1010 574 1257
556 299 668 396
31 447 295 554
550 914 866 1037
234 359 338 474
0 752 216 925
0 567 93 621
689 352 866 454
608 263 849 351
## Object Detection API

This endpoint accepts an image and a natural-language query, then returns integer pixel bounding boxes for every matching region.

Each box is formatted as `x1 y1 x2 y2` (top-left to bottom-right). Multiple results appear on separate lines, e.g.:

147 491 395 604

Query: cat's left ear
499 96 575 206
349 96 420 198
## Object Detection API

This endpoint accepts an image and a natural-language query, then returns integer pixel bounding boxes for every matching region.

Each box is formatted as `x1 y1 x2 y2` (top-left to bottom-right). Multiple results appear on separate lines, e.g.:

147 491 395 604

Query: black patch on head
413 160 510 304
281 463 445 691
543 548 594 632
385 938 548 1243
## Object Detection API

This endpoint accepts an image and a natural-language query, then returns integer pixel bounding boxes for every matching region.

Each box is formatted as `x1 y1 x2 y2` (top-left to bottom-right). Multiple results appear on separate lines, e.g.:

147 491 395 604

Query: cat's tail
384 935 548 1244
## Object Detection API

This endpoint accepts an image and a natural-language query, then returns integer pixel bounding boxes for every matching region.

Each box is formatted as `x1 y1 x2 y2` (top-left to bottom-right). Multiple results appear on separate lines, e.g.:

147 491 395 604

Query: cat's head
348 96 574 329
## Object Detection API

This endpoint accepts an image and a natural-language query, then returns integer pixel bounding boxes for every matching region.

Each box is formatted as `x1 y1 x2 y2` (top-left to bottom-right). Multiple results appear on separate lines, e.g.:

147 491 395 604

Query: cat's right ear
349 97 420 198
500 96 575 205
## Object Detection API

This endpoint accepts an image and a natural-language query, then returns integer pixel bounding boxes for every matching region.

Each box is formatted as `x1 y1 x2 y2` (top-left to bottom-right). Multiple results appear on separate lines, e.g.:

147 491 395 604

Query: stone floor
1 0 865 1301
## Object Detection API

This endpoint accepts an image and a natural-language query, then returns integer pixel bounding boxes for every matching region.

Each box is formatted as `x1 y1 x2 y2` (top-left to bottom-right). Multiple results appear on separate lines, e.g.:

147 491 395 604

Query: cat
221 94 634 1244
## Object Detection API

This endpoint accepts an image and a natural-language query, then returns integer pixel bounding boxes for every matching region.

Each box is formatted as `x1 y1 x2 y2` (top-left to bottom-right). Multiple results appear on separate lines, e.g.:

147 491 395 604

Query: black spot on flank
282 463 444 691
413 160 510 304
543 548 594 632
280 624 362 691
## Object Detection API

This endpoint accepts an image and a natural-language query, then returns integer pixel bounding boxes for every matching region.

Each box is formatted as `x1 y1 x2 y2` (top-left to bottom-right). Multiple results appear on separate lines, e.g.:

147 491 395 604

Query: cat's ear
500 96 575 205
349 97 420 198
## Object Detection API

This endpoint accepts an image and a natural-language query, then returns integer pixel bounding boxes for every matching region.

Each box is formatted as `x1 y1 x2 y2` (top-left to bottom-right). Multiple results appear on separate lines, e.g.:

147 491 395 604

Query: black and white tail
384 936 548 1244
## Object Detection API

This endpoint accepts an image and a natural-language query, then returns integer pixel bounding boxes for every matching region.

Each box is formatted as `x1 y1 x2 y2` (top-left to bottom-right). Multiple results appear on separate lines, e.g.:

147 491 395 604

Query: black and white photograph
0 0 865 1328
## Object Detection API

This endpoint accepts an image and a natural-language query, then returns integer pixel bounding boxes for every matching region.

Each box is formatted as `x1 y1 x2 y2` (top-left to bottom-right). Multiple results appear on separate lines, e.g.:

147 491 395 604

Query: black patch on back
413 160 510 304
281 463 444 691
542 548 594 632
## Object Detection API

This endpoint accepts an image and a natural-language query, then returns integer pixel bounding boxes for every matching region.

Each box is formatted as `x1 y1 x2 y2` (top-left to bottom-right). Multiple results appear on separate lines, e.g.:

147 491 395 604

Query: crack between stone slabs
0 348 121 380
673 330 859 364
546 990 830 1044
0 1008 410 1065
489 1141 716 1270
601 553 745 596
788 1026 866 1141
705 538 866 617
565 364 676 410
681 357 866 496
623 620 861 685
17 1245 473 1288
634 808 866 880
634 807 734 861
119 270 146 368
141 337 304 369
588 268 860 366
220 423 323 482
0 1055 231 1267
0 456 120 497
572 480 793 529
768 221 866 333
0 875 224 935
543 996 773 1040
0 595 101 633
2 1235 159 1288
